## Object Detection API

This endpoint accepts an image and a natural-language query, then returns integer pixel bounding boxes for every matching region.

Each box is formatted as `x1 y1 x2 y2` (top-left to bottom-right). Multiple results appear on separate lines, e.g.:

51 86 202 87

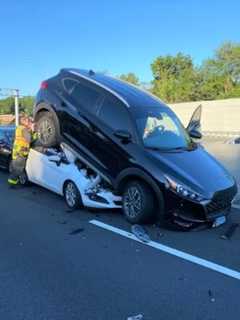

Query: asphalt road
1 156 240 320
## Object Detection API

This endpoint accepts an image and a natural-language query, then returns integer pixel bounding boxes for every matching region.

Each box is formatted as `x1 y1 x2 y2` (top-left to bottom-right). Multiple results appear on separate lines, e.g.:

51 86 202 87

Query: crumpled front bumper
164 184 237 229
171 205 232 229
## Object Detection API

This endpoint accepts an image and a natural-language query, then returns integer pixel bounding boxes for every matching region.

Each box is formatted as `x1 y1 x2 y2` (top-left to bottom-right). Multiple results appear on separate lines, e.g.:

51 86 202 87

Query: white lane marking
89 219 240 281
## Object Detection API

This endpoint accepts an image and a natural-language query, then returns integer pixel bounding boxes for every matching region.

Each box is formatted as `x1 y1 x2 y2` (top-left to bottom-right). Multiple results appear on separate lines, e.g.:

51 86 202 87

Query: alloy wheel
39 119 53 144
124 186 142 218
65 182 77 208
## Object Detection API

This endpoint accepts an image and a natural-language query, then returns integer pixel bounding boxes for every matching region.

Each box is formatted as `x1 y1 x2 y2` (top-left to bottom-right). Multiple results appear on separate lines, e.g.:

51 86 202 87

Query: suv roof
60 68 167 110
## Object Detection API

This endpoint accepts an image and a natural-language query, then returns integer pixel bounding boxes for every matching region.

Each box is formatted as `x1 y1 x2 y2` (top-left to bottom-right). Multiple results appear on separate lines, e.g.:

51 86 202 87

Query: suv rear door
59 77 135 180
59 77 109 173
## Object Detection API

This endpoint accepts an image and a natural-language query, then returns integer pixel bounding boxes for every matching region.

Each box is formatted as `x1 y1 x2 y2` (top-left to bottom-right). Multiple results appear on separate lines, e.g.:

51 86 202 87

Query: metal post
14 89 19 127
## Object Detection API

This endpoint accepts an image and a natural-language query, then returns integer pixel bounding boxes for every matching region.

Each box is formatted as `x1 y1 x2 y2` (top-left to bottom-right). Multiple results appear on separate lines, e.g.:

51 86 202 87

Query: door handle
95 131 107 140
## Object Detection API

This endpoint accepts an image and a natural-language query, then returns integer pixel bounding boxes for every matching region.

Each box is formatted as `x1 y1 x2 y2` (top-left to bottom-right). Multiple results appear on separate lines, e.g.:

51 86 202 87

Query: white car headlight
165 175 204 202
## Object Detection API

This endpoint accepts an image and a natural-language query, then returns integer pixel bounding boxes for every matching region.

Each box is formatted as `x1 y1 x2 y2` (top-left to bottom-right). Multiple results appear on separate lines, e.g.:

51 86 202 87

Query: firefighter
8 116 37 187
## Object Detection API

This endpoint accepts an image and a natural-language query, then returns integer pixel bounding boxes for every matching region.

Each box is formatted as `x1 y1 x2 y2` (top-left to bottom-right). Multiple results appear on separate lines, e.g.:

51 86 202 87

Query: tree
151 43 240 102
151 53 198 103
119 73 140 85
0 96 34 115
20 96 35 115
199 42 240 99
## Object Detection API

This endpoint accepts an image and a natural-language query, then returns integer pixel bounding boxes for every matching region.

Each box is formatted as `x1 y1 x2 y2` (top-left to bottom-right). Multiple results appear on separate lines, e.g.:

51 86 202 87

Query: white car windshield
136 108 192 150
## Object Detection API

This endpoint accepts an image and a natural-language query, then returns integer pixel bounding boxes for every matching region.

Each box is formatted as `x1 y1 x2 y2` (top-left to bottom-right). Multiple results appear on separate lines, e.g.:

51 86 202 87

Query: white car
24 144 121 210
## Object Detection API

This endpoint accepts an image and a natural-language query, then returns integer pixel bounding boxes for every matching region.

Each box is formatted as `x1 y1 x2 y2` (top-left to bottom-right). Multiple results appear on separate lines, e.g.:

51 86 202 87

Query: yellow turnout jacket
12 125 36 160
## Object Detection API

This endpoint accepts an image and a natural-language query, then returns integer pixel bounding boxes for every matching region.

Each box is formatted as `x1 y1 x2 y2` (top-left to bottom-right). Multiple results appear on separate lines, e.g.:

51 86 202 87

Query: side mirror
187 105 202 132
188 128 202 139
114 130 132 143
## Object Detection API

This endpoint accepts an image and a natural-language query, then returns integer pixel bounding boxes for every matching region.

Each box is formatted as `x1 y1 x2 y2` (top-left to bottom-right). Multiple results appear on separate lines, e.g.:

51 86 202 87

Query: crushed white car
24 143 121 210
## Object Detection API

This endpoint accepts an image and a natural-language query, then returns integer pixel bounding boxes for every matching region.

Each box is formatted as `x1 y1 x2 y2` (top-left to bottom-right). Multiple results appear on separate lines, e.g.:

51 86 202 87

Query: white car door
26 149 47 185
39 155 64 194
26 149 65 195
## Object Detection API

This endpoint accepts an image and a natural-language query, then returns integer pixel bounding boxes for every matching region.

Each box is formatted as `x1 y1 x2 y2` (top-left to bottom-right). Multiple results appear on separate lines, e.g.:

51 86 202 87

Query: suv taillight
41 81 48 89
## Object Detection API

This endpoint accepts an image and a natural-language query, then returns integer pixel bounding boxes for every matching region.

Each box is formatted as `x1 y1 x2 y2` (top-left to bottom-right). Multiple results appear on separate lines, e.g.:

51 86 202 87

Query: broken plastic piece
69 228 84 235
208 289 215 302
57 220 67 225
131 225 150 243
127 315 144 320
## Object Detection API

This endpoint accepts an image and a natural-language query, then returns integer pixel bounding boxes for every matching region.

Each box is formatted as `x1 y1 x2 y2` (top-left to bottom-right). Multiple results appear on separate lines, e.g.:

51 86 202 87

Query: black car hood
147 146 235 198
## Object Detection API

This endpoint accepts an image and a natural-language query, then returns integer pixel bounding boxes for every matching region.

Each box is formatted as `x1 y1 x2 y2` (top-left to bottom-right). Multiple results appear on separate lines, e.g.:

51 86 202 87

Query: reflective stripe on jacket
12 126 32 160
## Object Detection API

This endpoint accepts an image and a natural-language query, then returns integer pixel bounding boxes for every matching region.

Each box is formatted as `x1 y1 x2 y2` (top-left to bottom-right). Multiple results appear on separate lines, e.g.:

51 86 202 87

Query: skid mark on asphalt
89 219 240 281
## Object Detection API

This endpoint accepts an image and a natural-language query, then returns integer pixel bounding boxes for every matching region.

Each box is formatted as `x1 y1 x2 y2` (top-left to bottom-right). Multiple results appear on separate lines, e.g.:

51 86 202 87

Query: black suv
34 69 237 226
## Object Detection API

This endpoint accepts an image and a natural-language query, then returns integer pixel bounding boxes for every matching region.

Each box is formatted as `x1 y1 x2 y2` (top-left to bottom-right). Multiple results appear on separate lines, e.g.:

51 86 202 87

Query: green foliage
19 96 35 115
119 73 139 85
151 53 198 103
151 42 240 103
199 42 240 100
0 96 34 115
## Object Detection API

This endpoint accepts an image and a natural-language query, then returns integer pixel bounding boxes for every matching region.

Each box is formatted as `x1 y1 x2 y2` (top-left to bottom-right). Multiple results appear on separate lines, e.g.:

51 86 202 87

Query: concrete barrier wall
169 98 240 134
0 114 15 125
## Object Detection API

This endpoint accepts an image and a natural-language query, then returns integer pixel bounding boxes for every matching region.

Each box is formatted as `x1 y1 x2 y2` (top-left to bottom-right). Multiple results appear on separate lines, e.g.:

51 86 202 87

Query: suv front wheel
122 180 155 224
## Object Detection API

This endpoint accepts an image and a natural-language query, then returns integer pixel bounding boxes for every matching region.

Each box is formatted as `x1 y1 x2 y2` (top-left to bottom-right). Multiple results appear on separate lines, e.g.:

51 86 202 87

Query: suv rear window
98 96 132 133
63 78 101 114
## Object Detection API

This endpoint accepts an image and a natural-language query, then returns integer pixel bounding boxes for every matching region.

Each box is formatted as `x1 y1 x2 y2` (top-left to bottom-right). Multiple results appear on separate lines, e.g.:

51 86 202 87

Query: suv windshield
136 108 193 150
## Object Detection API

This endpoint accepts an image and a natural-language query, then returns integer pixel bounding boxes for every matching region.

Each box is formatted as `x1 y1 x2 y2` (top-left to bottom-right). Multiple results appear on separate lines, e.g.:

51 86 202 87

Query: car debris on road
69 227 85 235
208 289 215 303
127 314 144 320
131 225 151 243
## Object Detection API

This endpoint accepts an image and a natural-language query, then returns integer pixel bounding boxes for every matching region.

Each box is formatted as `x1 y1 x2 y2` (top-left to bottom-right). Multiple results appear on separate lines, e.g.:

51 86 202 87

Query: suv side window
63 78 101 115
98 96 133 133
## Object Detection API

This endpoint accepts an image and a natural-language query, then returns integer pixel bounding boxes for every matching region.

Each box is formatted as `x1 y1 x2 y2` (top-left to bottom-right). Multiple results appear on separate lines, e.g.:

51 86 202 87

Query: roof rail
69 70 130 108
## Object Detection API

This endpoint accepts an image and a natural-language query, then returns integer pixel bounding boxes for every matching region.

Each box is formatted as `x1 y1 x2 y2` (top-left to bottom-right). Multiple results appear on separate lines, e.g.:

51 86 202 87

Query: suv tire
36 112 60 147
122 180 156 224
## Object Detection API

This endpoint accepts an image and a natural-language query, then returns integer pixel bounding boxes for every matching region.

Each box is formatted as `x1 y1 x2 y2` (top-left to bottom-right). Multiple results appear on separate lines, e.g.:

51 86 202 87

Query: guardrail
203 131 240 138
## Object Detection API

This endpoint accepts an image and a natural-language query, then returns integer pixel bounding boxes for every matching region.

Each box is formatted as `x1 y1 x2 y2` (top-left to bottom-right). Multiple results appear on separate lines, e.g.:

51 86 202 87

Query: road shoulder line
89 219 240 281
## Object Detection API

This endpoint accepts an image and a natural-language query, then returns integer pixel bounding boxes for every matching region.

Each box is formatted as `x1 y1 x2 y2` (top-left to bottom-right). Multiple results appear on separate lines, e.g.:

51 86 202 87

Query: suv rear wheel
36 112 60 147
122 180 156 224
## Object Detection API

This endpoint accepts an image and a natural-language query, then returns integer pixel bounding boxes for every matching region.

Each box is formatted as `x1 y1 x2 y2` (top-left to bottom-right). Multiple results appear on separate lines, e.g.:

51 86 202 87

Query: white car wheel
64 181 82 210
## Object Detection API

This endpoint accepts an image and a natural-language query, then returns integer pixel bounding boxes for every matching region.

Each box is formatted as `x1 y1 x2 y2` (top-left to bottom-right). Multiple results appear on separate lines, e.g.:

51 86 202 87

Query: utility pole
0 88 20 126
13 89 20 126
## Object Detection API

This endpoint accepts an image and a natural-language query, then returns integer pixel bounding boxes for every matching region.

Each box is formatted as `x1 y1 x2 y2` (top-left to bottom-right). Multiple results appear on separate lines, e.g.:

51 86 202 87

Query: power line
0 88 32 98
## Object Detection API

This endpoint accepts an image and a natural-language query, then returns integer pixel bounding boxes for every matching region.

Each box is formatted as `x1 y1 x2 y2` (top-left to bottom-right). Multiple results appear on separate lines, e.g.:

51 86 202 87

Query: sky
0 0 239 96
